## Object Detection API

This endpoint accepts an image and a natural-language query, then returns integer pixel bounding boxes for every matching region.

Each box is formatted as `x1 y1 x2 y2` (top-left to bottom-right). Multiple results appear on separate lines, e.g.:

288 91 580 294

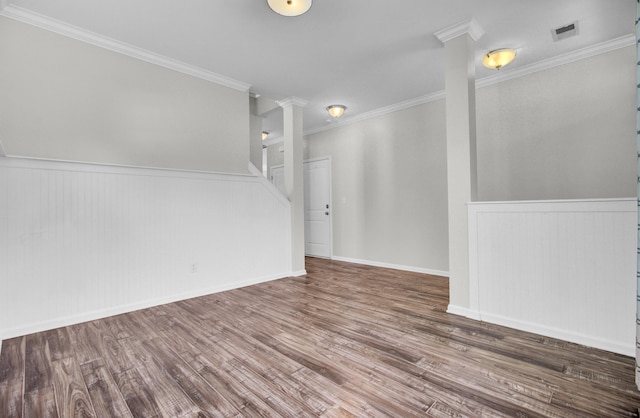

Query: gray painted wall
0 17 250 174
306 102 450 272
476 46 636 201
301 45 635 273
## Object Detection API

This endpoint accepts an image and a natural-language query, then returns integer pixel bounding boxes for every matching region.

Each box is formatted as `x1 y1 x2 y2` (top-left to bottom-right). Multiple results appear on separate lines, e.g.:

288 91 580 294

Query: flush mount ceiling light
262 131 269 140
267 0 312 16
482 48 517 70
326 104 346 119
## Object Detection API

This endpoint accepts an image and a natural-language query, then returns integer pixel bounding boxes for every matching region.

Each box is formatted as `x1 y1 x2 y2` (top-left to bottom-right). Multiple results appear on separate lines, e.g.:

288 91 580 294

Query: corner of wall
0 135 6 157
447 304 481 320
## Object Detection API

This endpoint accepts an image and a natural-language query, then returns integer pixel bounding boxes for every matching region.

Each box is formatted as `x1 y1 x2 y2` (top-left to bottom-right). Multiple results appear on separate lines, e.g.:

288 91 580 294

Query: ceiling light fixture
482 48 517 70
262 131 269 140
267 0 312 17
326 104 347 119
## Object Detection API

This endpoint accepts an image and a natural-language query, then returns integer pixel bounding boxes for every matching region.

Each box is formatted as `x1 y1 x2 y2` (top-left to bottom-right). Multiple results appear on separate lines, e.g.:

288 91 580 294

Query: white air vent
551 21 579 42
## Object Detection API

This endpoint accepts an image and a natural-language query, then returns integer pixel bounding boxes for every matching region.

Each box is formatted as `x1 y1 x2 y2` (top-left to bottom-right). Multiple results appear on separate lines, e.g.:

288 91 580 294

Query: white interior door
270 165 285 196
304 158 332 258
270 159 332 258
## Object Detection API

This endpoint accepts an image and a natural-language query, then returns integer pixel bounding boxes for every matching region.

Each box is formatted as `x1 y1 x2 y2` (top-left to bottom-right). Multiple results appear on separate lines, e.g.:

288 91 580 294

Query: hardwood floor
1 257 639 417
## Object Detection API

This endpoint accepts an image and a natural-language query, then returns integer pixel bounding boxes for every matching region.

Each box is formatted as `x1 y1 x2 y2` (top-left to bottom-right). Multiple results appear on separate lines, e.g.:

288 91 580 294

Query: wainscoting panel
0 157 291 340
468 199 636 355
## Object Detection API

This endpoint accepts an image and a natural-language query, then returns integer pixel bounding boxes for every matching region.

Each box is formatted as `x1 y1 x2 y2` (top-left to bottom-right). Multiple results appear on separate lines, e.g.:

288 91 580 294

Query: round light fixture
267 0 312 17
482 48 517 70
326 104 346 118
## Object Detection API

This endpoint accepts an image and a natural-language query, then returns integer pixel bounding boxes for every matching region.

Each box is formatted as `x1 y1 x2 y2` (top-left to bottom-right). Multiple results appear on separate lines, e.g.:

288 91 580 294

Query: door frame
270 156 333 259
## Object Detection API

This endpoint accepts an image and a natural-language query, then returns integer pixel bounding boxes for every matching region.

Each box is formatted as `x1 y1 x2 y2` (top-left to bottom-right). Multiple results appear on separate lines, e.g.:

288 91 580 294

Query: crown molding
276 97 309 108
306 33 634 137
304 91 446 136
435 17 484 43
0 5 252 92
476 33 635 89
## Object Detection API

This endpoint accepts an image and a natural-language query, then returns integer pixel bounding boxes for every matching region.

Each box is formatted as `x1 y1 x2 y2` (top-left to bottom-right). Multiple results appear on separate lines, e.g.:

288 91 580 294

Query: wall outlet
190 263 198 273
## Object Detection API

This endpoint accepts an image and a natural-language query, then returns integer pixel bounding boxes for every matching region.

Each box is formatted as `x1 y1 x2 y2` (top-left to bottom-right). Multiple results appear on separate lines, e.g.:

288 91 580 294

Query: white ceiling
2 0 635 139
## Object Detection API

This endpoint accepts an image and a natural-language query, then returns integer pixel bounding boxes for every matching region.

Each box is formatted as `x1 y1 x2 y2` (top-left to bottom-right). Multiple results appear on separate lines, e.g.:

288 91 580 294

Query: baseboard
291 269 307 277
331 256 449 277
446 306 633 356
478 311 634 357
0 271 293 341
446 304 481 320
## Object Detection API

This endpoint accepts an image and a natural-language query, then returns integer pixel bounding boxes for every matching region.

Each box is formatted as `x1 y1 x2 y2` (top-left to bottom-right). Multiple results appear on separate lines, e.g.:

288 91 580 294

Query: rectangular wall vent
551 21 579 42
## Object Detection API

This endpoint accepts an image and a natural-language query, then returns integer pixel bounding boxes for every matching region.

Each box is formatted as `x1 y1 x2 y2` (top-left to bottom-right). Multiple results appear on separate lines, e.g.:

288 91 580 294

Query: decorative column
435 18 484 315
635 0 640 390
278 97 308 275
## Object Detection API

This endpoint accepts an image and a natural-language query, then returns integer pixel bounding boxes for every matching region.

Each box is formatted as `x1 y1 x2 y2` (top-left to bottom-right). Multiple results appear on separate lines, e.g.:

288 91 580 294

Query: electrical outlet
190 263 198 273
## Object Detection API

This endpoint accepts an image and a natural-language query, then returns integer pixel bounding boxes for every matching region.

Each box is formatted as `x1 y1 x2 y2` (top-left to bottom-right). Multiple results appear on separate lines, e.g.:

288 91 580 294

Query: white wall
0 157 291 340
0 17 250 174
468 199 636 356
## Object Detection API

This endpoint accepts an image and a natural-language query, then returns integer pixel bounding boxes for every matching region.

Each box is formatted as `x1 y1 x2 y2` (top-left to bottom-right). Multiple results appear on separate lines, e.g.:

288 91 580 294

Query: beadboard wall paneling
0 157 291 340
465 199 636 356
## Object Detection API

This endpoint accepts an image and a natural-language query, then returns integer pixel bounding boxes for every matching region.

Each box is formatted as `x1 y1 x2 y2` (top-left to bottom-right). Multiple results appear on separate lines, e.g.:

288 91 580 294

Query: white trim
0 137 6 157
0 155 255 182
434 17 485 43
291 269 307 277
0 5 252 92
467 197 636 211
478 312 635 357
304 156 332 165
445 304 634 356
248 162 290 207
270 157 334 259
277 97 309 108
305 156 334 259
305 35 634 138
467 198 637 357
332 256 449 278
304 91 446 137
0 271 293 341
447 304 481 320
476 34 635 90
467 205 480 315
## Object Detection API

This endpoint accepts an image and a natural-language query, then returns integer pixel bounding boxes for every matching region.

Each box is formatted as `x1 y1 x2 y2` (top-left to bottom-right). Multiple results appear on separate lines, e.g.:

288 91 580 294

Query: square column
435 18 483 314
278 97 307 275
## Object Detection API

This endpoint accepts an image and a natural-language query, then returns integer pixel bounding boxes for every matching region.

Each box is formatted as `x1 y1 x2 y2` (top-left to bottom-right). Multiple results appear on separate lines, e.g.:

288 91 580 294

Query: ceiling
2 0 635 139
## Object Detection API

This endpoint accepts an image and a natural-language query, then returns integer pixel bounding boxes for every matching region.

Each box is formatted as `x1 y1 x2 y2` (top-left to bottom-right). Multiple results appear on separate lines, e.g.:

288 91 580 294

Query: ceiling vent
551 21 579 42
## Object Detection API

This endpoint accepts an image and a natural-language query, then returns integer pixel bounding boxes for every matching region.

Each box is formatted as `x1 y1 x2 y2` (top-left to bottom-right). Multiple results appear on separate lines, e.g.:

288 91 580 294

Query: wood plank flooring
1 257 639 417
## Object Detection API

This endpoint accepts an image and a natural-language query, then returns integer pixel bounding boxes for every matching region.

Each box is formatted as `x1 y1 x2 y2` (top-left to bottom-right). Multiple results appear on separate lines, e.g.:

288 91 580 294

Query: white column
249 94 280 177
435 18 484 314
278 97 307 275
249 113 263 172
